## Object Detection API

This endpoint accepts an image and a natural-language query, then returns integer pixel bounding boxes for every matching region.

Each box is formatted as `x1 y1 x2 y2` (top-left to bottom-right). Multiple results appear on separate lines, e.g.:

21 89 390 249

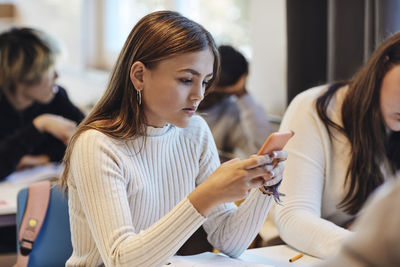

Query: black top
0 86 84 180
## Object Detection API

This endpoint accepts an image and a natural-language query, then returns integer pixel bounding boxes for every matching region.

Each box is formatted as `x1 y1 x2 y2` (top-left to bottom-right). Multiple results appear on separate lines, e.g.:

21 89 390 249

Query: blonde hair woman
0 27 84 179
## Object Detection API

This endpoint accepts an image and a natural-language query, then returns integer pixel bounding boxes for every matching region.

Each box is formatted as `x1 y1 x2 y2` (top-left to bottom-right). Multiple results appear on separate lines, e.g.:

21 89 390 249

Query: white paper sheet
164 252 274 267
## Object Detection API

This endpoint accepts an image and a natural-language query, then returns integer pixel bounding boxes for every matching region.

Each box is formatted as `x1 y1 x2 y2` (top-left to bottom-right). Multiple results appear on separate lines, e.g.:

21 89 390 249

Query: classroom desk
0 182 26 227
0 164 62 227
241 245 321 266
165 245 322 266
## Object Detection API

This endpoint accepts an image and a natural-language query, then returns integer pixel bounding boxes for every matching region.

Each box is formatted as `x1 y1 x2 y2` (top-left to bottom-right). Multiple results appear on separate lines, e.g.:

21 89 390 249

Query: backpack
14 181 72 267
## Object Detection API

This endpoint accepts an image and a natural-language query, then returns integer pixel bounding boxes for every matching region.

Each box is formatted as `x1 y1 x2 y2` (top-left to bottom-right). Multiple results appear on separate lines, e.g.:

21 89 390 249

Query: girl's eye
202 80 210 87
180 78 192 84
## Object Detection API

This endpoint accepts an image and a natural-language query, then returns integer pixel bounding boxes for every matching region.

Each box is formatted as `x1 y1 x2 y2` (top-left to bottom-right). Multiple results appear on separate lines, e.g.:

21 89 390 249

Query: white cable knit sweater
66 115 273 267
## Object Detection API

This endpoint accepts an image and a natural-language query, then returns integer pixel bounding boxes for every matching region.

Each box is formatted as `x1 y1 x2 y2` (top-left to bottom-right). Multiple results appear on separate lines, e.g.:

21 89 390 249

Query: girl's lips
182 107 196 115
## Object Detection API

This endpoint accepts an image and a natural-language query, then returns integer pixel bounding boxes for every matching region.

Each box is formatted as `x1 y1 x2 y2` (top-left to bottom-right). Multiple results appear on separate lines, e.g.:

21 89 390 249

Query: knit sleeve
192 116 274 258
272 88 350 259
204 189 273 258
68 130 206 267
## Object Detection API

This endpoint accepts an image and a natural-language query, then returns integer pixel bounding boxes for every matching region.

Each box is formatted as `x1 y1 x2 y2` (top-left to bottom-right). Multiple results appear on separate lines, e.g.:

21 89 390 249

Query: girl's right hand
33 114 78 145
188 155 273 216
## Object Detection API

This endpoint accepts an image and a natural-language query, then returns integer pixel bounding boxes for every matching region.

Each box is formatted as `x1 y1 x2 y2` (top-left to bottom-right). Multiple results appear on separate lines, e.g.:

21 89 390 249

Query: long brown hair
316 32 400 214
60 11 220 189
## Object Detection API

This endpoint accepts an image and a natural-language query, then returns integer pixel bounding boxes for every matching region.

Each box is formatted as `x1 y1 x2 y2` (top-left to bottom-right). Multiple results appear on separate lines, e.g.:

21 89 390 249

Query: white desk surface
165 245 322 266
241 245 321 266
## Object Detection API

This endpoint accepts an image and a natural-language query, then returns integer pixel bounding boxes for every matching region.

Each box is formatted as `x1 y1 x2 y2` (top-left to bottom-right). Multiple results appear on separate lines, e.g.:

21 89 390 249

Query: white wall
249 0 287 118
14 0 83 67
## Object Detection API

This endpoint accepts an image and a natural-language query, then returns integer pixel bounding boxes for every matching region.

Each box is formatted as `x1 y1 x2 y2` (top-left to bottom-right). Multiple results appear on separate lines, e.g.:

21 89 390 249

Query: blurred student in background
198 45 272 162
271 32 400 258
0 27 84 253
0 27 84 180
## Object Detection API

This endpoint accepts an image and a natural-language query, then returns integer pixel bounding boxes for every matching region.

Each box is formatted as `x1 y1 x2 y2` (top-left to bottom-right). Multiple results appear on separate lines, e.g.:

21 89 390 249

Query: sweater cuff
181 197 207 221
242 188 274 214
253 186 274 200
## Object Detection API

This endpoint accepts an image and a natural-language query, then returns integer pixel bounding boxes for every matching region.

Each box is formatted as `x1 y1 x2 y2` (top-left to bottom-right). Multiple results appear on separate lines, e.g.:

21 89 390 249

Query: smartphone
257 130 294 156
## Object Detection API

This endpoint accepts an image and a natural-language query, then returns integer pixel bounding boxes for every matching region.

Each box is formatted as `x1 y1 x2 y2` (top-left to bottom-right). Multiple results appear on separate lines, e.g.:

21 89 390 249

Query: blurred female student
0 28 84 180
60 11 287 267
272 32 400 258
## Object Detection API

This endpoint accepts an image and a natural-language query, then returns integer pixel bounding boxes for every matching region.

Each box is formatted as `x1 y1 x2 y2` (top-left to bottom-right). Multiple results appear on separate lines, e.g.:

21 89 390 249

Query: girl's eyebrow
178 68 213 77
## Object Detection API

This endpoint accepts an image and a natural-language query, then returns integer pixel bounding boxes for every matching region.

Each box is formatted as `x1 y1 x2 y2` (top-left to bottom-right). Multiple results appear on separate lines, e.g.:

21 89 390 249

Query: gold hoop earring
137 90 142 106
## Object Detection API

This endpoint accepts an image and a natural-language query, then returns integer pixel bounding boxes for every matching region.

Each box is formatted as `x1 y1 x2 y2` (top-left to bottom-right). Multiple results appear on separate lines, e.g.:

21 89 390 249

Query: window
96 0 250 69
176 0 250 55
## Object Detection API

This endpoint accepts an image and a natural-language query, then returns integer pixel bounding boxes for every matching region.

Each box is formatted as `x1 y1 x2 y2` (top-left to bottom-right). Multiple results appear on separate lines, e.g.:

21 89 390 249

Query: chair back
16 184 72 267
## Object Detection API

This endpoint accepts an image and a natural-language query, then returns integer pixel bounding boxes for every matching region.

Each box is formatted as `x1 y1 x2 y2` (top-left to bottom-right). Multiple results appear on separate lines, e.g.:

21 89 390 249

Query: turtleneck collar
146 123 174 137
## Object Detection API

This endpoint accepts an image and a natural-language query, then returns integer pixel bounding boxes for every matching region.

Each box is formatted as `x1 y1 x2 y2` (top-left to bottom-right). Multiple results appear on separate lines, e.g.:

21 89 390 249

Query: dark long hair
216 45 248 86
198 45 248 110
60 11 220 189
316 32 400 214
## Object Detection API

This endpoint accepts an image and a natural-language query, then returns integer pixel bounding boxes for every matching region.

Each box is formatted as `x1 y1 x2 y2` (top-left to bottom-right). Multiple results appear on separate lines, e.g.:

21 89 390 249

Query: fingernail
257 154 271 165
264 164 273 171
272 151 278 158
269 171 275 178
265 180 273 186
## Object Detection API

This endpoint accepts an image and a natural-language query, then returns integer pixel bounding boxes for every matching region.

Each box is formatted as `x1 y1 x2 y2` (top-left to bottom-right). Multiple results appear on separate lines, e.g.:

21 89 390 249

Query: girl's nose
190 83 205 101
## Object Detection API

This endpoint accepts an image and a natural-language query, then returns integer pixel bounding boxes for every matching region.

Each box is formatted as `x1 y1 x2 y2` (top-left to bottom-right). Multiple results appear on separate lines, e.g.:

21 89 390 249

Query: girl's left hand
257 150 288 187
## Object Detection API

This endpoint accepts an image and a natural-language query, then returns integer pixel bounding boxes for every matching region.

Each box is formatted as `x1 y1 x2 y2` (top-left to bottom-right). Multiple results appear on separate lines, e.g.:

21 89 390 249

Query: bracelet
259 181 285 205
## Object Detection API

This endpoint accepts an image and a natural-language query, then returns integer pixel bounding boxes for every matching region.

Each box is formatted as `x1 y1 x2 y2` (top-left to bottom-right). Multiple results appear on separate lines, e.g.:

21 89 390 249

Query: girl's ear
130 61 146 90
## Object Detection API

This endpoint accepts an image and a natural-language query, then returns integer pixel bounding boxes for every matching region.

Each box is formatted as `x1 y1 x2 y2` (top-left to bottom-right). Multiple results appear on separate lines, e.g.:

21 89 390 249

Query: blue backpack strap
14 180 51 267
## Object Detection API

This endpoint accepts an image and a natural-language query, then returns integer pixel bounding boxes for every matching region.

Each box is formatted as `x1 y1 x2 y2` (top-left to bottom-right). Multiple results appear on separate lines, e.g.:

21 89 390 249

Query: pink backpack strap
14 180 51 267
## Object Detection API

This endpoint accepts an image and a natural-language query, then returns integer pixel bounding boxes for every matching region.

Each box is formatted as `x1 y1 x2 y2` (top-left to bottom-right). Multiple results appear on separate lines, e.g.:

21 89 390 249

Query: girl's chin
171 118 191 128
